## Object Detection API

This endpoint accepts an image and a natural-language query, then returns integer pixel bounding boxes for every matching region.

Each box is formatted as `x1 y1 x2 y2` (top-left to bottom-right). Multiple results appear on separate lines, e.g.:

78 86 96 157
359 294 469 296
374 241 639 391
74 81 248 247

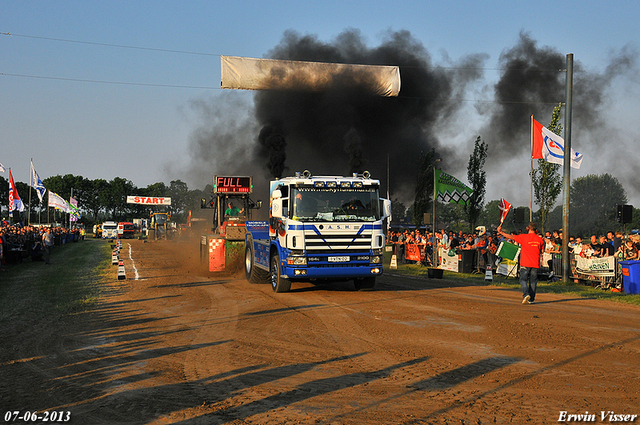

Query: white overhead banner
221 55 401 97
127 196 172 206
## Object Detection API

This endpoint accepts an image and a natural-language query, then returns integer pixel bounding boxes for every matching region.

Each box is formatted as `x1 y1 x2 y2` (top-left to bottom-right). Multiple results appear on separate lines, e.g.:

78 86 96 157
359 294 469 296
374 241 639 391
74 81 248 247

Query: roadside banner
127 196 172 206
575 256 616 277
497 259 519 277
439 247 459 272
405 244 421 262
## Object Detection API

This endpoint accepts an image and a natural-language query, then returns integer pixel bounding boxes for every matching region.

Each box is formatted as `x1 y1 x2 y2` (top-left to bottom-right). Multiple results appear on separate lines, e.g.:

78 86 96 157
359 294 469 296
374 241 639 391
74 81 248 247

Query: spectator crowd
0 221 84 270
388 226 640 282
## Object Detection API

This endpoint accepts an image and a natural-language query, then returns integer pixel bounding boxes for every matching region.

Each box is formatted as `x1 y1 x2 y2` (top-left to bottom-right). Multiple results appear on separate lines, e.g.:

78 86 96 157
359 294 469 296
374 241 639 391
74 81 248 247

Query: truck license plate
328 256 350 263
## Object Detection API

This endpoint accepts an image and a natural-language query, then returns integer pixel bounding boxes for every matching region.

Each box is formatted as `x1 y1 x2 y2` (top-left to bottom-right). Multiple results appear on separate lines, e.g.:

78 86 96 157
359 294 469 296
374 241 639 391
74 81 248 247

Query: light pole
432 158 441 267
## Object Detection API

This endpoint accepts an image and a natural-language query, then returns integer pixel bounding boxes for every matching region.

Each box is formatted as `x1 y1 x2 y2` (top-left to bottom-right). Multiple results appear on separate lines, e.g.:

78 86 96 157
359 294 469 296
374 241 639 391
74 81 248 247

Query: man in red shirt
497 222 544 304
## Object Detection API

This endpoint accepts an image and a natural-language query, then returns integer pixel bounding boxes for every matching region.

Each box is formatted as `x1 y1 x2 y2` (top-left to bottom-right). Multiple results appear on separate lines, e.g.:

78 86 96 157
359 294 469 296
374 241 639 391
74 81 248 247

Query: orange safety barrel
208 237 226 272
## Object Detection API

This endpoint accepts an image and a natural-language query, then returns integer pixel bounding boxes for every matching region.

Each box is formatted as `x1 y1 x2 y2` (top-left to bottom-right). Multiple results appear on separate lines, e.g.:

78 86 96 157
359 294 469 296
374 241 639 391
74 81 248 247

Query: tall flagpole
8 168 13 222
530 116 534 222
432 164 439 267
28 159 32 226
562 54 574 283
386 153 390 233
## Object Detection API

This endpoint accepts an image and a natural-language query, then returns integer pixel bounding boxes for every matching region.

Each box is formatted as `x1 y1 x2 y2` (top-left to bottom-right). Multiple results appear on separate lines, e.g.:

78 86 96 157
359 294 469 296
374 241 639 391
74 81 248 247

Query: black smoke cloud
251 29 486 196
185 29 638 206
476 32 638 204
257 123 287 179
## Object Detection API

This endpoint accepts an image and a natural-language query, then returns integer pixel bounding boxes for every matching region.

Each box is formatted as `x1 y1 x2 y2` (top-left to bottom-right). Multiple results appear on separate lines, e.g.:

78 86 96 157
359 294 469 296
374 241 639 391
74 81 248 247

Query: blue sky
2 0 639 208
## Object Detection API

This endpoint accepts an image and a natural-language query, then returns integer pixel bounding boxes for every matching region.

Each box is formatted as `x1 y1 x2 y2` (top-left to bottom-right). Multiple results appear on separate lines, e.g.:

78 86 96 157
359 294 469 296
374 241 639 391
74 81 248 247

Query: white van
102 221 119 239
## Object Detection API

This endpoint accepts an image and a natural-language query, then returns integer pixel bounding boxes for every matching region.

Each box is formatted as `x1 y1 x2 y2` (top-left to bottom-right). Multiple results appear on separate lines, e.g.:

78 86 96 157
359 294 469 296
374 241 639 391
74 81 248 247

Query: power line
1 72 219 90
1 32 219 57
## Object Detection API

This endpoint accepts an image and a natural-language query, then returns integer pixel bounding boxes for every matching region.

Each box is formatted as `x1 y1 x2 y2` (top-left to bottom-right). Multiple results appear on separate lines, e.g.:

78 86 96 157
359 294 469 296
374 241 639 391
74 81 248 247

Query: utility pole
561 53 573 283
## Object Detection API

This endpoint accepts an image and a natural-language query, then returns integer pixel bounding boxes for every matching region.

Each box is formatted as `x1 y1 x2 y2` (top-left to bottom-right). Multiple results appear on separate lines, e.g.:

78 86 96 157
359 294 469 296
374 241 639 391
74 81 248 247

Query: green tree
391 198 407 224
84 179 109 222
570 173 627 236
413 149 436 227
438 202 466 232
629 207 640 232
465 136 488 231
532 103 563 233
168 179 190 219
103 177 136 220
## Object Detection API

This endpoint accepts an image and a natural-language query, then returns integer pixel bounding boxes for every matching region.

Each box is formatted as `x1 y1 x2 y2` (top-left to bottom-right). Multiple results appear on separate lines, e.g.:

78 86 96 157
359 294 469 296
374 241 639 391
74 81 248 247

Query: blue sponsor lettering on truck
244 171 391 293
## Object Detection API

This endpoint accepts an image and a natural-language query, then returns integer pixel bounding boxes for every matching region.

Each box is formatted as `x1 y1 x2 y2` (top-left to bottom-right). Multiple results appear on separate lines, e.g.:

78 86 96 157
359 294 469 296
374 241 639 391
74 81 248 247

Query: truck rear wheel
245 243 268 284
354 276 376 291
271 254 291 293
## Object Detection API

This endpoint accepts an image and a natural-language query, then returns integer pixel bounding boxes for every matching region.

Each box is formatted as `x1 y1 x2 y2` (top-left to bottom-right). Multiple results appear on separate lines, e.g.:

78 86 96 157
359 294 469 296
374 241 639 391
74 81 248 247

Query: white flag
30 160 47 202
532 118 583 169
48 191 71 212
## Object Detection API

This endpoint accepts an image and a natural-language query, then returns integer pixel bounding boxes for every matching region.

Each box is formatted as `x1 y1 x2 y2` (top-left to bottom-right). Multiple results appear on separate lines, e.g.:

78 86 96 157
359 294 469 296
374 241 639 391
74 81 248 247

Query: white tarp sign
575 256 616 277
221 55 401 97
126 196 172 206
438 248 459 272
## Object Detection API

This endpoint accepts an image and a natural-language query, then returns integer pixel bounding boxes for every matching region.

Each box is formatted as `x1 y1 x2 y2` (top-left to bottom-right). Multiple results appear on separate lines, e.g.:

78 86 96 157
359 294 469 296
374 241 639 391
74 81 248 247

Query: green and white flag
435 169 473 205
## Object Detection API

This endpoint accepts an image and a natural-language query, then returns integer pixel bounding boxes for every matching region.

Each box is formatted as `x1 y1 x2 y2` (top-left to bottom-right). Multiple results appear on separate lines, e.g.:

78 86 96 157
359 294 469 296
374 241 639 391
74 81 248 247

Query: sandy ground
2 237 640 424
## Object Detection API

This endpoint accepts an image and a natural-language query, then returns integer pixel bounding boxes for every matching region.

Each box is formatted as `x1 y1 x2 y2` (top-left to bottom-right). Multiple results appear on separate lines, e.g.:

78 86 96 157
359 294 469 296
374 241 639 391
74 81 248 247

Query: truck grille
304 232 372 251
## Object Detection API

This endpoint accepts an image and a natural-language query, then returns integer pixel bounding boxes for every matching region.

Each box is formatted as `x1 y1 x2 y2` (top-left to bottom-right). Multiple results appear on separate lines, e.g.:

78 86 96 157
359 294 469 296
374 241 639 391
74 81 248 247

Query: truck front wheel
271 254 291 293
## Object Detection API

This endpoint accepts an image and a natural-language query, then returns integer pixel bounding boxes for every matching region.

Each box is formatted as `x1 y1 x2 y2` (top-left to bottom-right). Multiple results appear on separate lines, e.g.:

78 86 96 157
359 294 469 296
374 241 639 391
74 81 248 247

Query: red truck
117 222 135 239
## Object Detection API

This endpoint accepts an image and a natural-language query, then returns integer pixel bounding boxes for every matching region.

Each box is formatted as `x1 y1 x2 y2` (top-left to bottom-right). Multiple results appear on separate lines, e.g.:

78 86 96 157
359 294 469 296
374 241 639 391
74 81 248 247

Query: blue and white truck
244 170 391 292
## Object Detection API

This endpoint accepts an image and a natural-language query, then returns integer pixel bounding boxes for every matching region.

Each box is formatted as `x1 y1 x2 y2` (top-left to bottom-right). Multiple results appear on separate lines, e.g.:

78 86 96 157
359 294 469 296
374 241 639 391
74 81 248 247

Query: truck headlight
287 256 307 265
370 255 382 264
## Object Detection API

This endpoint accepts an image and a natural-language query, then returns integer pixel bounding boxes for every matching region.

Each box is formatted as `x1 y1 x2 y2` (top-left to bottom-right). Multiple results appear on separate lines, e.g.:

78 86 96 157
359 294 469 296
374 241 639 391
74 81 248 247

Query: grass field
0 238 113 326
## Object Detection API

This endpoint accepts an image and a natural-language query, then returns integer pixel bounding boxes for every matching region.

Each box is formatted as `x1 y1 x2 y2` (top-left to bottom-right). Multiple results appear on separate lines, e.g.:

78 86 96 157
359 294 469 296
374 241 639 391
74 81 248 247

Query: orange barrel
208 237 226 272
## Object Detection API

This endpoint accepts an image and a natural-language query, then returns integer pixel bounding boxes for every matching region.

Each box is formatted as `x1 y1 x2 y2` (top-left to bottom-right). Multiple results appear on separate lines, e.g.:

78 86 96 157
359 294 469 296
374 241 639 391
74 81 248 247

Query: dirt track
3 238 640 424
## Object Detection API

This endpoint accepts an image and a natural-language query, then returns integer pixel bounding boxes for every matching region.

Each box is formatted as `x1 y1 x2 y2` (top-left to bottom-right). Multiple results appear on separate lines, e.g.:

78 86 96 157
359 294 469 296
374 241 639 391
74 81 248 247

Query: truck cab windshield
291 187 381 222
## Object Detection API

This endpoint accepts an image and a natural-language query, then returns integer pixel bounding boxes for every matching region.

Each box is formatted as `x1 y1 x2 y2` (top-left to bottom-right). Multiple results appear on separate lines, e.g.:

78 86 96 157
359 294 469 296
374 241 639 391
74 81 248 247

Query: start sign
126 196 172 206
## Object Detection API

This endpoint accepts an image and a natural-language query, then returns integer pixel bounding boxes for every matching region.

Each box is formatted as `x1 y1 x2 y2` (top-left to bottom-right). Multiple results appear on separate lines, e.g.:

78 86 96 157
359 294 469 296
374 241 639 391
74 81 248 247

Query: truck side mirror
271 198 284 218
382 199 392 221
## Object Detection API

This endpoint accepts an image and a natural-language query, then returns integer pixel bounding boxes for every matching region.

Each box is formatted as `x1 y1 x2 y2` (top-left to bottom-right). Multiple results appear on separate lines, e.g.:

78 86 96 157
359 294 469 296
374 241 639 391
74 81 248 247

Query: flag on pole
30 160 47 202
0 162 6 173
435 169 473 205
69 196 81 221
8 169 25 213
498 198 512 226
531 118 583 169
48 191 71 212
